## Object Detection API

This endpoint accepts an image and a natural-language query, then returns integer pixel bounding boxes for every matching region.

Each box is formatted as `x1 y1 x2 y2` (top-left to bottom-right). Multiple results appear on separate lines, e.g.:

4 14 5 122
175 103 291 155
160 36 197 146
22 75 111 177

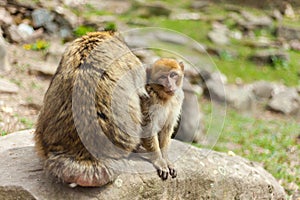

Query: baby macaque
140 58 184 180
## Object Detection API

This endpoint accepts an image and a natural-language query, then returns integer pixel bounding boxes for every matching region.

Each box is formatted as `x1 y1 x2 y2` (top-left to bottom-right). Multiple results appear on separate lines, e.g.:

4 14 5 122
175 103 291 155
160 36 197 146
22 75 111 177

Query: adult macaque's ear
179 61 184 71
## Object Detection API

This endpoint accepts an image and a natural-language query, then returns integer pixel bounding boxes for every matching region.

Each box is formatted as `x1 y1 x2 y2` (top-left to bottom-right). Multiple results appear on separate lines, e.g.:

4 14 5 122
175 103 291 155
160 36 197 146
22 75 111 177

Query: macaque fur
34 31 184 187
140 58 184 180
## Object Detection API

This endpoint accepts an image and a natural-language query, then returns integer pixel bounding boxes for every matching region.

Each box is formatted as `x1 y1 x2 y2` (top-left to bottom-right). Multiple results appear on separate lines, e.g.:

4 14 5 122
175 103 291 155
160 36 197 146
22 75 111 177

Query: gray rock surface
32 9 55 28
190 1 210 10
0 130 286 199
277 25 300 41
204 79 253 111
135 2 171 18
154 31 189 45
0 78 19 93
88 15 117 24
31 8 72 38
240 11 273 29
170 12 201 20
0 7 13 24
0 30 11 72
208 27 229 45
174 81 204 143
283 3 296 18
4 20 38 43
290 40 300 51
272 9 283 21
209 0 300 9
251 81 275 99
267 88 300 115
7 25 25 43
54 7 79 28
0 129 34 152
204 79 226 102
17 23 34 38
210 71 228 84
45 40 67 67
243 36 274 48
203 71 228 101
250 50 289 66
123 32 152 48
29 61 57 76
132 49 159 65
226 85 254 111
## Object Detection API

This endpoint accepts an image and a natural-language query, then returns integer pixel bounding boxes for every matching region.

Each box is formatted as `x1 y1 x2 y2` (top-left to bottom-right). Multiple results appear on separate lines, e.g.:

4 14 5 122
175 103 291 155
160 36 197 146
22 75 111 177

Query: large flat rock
0 129 34 152
0 130 286 199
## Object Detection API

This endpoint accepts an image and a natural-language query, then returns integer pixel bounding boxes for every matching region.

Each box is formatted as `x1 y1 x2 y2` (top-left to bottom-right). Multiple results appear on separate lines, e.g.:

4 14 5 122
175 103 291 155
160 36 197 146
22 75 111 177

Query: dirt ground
0 44 51 133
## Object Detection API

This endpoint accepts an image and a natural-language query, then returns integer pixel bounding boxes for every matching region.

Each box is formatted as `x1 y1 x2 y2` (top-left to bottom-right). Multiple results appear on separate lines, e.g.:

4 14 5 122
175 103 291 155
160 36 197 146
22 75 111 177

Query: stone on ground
0 130 286 199
0 28 11 72
267 88 300 115
0 78 19 94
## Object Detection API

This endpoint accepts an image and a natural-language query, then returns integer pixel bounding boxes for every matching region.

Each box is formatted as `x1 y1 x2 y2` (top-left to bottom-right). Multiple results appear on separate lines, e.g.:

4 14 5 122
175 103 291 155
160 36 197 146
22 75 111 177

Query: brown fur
34 31 147 187
140 58 184 180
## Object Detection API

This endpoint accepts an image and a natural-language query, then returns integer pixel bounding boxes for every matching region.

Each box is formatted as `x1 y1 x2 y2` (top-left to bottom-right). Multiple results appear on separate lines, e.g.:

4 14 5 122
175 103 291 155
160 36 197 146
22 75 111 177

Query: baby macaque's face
149 58 184 95
155 70 181 95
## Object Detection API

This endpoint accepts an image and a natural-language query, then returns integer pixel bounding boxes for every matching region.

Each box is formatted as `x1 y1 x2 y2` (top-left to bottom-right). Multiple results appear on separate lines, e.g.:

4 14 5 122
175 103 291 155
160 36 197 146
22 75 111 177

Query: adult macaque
34 31 147 187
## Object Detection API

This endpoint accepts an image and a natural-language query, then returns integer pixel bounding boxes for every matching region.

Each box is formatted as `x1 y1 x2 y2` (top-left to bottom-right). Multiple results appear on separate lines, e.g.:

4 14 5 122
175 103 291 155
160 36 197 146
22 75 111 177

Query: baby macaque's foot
168 166 177 178
153 158 169 180
167 161 177 178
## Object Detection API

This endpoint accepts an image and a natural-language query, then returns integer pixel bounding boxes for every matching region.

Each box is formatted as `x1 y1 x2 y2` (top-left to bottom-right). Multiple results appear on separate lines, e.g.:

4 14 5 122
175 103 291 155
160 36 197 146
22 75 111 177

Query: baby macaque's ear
179 61 184 71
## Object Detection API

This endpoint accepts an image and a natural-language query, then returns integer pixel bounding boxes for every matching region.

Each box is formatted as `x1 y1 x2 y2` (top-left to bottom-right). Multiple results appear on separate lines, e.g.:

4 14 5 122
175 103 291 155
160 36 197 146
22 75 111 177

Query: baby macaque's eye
159 75 167 80
170 72 178 78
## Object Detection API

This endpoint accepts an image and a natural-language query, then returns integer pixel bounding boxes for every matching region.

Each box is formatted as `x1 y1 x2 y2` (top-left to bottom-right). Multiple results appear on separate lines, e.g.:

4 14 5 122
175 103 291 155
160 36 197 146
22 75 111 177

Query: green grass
26 97 33 104
71 3 112 17
140 0 192 8
149 18 212 45
121 2 300 86
10 78 22 87
14 114 34 129
86 3 113 15
104 22 117 31
30 81 42 90
197 101 300 195
281 17 300 28
74 25 97 37
20 117 34 129
0 129 7 136
202 3 230 16
212 48 300 86
15 63 30 73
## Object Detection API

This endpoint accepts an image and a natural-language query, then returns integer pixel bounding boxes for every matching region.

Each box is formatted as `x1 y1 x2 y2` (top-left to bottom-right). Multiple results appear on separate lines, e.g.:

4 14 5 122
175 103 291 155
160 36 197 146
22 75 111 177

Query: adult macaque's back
34 31 147 187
